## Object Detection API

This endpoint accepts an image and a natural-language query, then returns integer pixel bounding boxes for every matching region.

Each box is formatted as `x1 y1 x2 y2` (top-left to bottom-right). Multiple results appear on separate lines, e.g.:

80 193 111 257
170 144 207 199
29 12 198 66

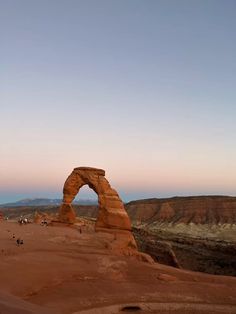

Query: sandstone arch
58 167 131 231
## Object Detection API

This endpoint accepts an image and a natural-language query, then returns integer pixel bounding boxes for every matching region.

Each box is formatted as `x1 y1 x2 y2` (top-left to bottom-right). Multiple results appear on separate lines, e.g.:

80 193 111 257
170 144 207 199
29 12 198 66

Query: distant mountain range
0 198 98 207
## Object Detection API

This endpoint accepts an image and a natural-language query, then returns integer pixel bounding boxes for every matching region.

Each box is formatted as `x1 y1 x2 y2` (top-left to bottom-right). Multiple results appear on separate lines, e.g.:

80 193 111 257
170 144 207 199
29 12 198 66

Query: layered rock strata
126 196 236 225
126 196 236 275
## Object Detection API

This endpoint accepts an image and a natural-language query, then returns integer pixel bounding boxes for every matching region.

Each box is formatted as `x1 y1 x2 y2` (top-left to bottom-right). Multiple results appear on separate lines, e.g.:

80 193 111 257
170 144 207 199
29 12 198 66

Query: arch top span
59 166 132 231
73 167 105 176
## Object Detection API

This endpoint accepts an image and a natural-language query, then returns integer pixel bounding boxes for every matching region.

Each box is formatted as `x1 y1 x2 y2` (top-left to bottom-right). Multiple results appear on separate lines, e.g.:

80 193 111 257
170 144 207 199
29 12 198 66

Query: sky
1 0 236 203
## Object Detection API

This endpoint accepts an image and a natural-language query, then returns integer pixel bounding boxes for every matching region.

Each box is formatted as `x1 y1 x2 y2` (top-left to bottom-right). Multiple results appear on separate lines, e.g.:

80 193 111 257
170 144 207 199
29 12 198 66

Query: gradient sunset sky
1 0 236 203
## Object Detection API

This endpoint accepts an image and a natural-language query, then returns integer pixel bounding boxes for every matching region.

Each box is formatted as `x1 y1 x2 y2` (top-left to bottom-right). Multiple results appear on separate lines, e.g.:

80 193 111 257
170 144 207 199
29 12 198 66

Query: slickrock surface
0 220 236 314
59 167 131 231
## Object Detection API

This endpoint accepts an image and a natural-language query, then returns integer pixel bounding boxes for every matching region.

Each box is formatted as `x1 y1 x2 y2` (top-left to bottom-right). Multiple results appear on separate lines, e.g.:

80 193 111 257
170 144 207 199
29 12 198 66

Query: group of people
18 217 30 225
12 234 24 246
16 238 24 246
41 219 48 226
16 216 29 245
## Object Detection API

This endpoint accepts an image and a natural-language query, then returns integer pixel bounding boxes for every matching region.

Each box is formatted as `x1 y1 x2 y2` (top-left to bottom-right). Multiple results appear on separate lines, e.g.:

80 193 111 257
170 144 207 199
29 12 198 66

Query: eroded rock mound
59 167 131 231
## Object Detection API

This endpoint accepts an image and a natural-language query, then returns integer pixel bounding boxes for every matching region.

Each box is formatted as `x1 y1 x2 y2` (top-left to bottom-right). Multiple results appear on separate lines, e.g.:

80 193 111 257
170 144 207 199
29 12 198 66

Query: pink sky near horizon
1 149 235 202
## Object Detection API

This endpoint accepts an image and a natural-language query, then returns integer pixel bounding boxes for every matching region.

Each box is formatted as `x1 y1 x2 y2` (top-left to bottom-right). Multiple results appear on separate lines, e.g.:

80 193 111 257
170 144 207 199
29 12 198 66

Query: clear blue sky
1 0 236 203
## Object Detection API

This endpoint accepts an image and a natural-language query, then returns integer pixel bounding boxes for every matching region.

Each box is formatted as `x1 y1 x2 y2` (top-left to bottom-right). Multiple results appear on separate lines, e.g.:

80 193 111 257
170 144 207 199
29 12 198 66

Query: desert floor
0 220 236 314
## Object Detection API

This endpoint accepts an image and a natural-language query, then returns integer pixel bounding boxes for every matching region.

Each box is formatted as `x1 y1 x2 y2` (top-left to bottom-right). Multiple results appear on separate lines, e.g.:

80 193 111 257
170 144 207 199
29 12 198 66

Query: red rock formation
127 196 236 275
59 167 131 231
57 167 150 260
126 196 236 225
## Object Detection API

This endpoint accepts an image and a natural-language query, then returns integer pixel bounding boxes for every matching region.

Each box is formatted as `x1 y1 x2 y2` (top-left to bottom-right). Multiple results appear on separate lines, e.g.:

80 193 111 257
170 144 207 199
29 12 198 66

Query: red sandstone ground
0 220 236 314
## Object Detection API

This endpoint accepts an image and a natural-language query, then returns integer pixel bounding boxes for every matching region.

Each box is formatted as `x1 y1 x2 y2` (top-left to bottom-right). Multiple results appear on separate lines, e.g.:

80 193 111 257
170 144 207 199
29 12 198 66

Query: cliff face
126 196 236 225
126 196 236 276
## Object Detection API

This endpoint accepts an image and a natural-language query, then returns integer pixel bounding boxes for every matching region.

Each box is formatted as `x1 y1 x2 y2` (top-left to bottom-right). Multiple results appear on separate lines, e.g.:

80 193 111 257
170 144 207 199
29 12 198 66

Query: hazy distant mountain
0 198 98 207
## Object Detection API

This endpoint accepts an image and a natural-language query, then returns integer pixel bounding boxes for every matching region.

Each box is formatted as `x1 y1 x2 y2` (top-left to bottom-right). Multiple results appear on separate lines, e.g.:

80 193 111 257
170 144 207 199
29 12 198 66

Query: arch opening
72 185 98 220
73 185 98 206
